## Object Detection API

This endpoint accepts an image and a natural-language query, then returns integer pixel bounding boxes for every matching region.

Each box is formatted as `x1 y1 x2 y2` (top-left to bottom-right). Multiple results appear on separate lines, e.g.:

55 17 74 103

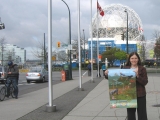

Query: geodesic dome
91 4 143 41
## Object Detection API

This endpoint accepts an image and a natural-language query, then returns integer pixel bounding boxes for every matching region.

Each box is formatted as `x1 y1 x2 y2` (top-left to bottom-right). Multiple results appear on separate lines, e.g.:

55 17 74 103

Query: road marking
82 71 87 77
18 83 35 86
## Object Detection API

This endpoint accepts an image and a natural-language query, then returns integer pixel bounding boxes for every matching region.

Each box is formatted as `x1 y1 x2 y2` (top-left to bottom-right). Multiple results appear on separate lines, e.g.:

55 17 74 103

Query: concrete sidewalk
0 73 104 120
0 70 160 120
62 73 160 120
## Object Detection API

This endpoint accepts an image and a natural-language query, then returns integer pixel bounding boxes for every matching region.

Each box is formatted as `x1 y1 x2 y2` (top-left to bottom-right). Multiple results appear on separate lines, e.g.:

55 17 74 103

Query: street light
0 17 5 30
61 0 72 80
83 29 85 66
124 9 128 54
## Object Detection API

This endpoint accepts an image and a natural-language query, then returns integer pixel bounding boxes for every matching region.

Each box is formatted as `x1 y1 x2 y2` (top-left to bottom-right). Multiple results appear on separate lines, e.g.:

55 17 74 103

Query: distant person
6 61 19 99
96 64 101 77
105 52 148 120
154 62 157 68
101 64 106 76
13 64 19 85
87 62 91 76
148 62 151 67
120 62 125 69
120 63 123 69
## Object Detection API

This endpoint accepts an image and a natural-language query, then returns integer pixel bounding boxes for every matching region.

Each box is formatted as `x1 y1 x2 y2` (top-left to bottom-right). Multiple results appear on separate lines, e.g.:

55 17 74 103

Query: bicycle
0 80 15 101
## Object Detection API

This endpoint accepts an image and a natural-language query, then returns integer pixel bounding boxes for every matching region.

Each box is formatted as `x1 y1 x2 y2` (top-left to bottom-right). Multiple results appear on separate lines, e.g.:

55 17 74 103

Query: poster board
108 69 137 108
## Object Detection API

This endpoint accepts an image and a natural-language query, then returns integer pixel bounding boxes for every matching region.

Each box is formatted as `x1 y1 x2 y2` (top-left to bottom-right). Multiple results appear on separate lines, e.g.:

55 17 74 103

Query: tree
114 51 127 63
138 35 147 62
153 30 160 63
101 47 120 66
154 38 160 62
31 39 48 64
71 35 88 61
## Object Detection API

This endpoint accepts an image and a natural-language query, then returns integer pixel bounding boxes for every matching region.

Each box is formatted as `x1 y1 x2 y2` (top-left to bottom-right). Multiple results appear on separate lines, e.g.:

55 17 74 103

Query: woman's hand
134 68 139 78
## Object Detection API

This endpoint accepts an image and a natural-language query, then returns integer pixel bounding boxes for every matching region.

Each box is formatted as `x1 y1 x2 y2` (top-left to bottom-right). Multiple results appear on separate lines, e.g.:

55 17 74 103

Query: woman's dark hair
125 52 141 66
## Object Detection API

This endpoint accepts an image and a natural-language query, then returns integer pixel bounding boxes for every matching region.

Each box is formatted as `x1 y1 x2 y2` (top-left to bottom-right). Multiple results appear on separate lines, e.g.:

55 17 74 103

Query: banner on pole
108 69 137 108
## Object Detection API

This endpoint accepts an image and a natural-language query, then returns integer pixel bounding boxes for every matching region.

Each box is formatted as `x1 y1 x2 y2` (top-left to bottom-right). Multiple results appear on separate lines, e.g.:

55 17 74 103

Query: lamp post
83 29 85 67
124 9 128 54
44 33 46 68
0 17 5 30
61 0 72 80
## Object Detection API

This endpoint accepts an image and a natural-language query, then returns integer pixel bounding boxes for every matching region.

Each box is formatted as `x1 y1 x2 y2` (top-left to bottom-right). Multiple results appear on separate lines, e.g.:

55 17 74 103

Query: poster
108 69 137 108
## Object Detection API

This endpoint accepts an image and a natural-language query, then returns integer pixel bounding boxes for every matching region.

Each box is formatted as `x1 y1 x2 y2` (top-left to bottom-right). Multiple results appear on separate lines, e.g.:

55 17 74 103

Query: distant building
87 38 137 64
0 44 26 65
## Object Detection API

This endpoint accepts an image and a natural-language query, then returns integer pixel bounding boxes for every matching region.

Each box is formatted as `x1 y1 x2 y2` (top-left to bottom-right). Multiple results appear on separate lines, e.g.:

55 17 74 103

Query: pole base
78 88 84 91
90 80 95 83
45 105 56 112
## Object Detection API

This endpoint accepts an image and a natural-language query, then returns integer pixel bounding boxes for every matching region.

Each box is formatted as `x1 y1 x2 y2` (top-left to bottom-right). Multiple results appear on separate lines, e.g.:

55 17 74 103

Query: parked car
26 68 48 83
0 66 7 83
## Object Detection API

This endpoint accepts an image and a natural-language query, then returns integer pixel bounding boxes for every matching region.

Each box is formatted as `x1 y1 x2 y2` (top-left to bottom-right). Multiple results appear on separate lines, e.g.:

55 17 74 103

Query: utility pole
124 9 128 54
44 33 46 68
83 29 85 68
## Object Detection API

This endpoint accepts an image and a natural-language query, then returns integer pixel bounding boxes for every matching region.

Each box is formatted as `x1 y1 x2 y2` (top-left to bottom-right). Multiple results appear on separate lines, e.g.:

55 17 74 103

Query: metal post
83 29 85 68
77 0 83 91
45 0 56 112
2 46 3 66
44 33 45 68
90 0 94 82
61 0 72 80
124 9 128 54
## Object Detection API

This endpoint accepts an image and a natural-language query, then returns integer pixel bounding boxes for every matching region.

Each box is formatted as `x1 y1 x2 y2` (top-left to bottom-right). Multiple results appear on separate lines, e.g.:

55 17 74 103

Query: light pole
0 17 5 30
124 9 128 54
83 29 85 67
61 0 72 80
44 33 46 68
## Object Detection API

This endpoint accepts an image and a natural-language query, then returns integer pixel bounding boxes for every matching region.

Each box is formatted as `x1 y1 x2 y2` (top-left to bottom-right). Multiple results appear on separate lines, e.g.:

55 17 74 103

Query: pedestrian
120 63 123 69
154 62 157 68
87 62 91 76
6 61 19 99
101 64 106 76
148 62 150 67
96 64 101 77
104 52 148 120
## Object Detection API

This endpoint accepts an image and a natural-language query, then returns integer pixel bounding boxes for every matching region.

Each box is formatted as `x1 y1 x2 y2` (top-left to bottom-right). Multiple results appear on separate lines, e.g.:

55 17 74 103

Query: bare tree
72 34 88 60
153 30 160 64
138 35 147 62
31 39 48 64
0 37 6 65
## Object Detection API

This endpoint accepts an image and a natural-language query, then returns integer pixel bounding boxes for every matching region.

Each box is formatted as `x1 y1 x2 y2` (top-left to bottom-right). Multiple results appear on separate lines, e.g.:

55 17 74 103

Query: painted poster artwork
108 69 137 108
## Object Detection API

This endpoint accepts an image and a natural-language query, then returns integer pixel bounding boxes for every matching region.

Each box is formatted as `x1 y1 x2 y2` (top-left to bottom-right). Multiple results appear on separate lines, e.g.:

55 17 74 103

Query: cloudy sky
0 0 160 59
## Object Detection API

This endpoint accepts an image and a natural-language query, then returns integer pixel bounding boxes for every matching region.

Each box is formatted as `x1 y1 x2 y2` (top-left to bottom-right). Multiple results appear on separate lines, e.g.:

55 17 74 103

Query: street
0 70 92 97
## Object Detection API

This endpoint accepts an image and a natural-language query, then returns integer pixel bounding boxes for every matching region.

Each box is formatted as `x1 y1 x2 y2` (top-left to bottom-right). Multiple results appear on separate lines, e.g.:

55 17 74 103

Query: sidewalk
62 73 160 120
0 73 103 120
0 70 160 120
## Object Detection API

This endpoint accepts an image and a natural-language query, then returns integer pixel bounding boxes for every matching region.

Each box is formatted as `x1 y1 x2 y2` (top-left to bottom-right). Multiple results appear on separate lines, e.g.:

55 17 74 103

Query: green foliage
101 47 126 66
115 51 127 63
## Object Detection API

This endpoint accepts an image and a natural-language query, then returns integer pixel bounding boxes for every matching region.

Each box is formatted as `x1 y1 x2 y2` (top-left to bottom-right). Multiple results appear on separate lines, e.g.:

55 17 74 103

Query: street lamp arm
61 0 71 44
61 0 72 79
61 0 70 15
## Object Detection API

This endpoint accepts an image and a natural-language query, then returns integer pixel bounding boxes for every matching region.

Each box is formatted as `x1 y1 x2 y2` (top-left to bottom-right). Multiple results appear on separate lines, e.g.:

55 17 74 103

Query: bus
144 59 155 66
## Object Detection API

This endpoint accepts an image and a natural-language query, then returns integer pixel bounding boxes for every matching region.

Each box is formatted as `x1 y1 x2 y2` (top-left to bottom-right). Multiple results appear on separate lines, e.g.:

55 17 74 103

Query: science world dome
91 4 143 41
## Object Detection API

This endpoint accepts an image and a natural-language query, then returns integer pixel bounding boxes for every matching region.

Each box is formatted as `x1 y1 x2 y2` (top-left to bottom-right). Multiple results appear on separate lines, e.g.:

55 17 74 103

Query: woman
105 52 148 120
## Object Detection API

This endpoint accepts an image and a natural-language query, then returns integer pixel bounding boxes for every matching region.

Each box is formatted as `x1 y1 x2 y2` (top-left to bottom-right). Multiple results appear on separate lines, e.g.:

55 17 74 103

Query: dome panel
91 4 143 41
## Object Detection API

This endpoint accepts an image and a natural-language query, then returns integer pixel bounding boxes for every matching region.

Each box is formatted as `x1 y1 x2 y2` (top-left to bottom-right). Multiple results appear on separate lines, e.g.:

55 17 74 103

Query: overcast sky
0 0 160 60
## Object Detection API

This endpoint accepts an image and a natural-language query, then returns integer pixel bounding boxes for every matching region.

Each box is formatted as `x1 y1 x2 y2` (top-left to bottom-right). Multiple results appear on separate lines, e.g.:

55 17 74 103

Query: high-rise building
0 44 26 65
